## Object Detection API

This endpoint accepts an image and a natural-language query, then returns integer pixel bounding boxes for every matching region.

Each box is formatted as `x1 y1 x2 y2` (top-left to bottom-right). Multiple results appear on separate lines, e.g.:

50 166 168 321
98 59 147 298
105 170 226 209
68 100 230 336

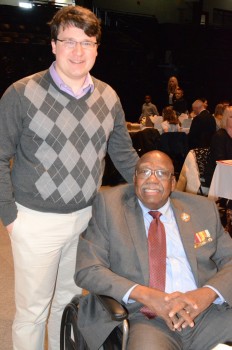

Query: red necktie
140 211 166 319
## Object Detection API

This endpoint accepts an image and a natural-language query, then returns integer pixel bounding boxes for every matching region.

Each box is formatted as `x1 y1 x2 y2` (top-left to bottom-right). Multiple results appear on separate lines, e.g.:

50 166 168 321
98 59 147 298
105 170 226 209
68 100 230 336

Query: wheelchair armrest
96 295 128 322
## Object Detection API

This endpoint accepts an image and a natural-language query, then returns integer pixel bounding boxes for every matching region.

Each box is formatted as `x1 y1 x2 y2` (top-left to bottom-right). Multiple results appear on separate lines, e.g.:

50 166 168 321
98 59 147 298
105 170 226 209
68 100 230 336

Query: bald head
192 100 205 115
136 151 174 174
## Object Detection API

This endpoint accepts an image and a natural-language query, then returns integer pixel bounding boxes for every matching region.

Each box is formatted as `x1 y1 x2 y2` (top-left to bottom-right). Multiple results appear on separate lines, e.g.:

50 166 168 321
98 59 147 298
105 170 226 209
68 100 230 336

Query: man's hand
165 287 217 329
130 285 197 331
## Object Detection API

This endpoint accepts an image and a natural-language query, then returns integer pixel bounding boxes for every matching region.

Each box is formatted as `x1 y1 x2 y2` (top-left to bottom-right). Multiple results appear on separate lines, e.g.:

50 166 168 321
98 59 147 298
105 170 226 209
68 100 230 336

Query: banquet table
208 160 232 201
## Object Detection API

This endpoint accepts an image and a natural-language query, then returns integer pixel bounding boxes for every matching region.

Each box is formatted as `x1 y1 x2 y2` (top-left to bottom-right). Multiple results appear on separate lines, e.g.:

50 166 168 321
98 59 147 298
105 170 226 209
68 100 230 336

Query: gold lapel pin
181 212 190 222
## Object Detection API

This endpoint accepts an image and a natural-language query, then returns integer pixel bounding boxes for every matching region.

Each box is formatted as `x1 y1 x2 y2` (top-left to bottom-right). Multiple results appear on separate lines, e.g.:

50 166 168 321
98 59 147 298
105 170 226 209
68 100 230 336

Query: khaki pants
10 203 92 350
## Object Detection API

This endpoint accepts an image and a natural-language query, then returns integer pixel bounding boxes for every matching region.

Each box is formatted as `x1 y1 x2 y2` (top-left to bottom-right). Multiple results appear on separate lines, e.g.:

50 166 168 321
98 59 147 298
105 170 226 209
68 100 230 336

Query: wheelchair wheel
60 294 128 350
60 296 89 350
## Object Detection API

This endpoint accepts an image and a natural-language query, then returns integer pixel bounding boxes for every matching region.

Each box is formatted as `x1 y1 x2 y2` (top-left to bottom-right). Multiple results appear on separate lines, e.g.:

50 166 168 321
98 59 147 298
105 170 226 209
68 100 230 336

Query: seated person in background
188 99 216 149
161 106 181 132
139 95 159 127
75 150 232 350
173 87 188 116
204 106 232 187
214 103 226 130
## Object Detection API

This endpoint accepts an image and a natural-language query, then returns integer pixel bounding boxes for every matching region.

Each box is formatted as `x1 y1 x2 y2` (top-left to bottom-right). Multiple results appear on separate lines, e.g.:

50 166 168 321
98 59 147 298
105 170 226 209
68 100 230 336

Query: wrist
130 285 162 305
130 285 149 304
202 286 218 303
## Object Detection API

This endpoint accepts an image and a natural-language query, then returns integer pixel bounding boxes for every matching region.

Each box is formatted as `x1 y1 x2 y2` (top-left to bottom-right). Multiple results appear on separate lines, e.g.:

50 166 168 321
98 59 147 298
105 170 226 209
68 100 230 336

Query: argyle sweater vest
1 70 125 215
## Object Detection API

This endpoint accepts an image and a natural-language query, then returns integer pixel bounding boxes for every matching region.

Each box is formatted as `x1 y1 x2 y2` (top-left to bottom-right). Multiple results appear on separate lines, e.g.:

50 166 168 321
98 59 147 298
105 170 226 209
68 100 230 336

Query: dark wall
1 5 232 122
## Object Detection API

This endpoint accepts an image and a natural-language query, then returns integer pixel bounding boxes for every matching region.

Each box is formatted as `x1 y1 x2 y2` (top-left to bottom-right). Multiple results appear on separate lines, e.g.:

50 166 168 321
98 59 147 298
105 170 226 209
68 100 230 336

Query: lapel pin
181 212 190 222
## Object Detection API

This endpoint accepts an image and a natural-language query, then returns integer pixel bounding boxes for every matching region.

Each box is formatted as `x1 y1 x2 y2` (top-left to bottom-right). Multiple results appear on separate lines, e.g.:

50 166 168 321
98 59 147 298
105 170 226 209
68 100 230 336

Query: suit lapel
123 192 150 285
171 197 199 285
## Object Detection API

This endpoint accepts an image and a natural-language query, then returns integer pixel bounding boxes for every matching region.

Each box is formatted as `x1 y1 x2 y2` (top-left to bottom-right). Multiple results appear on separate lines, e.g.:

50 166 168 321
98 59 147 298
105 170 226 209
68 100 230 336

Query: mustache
141 184 162 191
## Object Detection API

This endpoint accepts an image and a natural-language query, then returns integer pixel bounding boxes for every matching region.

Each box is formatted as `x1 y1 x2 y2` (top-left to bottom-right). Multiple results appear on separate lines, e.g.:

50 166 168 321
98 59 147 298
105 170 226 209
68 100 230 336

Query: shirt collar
49 61 94 98
138 198 172 223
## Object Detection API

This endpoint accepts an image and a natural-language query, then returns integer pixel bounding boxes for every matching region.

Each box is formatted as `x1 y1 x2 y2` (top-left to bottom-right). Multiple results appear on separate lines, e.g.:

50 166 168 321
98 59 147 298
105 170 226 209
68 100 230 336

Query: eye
140 169 148 175
82 41 91 47
66 40 75 47
81 41 95 48
158 170 171 179
155 170 164 178
138 169 151 177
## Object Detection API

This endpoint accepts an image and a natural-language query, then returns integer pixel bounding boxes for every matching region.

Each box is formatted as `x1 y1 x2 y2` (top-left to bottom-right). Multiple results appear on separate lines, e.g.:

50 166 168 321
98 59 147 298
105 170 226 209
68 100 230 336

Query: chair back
131 128 160 157
176 147 210 195
178 113 189 125
181 118 192 134
193 147 210 179
182 118 192 128
158 132 189 178
193 147 210 195
153 116 163 134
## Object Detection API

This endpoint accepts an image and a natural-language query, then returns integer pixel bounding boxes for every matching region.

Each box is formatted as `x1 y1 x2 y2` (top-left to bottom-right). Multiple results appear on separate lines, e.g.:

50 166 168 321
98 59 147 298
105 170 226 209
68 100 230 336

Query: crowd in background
134 76 232 237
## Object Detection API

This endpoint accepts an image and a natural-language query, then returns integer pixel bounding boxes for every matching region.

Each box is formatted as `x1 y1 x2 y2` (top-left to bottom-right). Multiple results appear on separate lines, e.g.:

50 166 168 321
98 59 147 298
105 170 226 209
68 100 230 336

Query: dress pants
10 203 92 350
127 303 232 350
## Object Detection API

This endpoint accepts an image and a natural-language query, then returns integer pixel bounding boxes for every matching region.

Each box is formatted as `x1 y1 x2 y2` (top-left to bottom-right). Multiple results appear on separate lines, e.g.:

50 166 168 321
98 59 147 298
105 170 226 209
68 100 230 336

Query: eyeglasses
135 169 174 180
56 39 98 49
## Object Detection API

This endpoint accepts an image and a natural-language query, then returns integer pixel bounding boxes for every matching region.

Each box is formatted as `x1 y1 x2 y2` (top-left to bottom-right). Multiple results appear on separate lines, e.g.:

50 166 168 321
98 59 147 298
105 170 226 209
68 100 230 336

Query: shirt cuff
204 285 225 305
122 284 138 304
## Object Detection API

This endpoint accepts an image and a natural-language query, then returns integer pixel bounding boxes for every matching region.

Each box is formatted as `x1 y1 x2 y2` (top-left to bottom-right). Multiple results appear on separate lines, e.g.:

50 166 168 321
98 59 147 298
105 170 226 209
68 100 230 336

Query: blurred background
0 0 232 121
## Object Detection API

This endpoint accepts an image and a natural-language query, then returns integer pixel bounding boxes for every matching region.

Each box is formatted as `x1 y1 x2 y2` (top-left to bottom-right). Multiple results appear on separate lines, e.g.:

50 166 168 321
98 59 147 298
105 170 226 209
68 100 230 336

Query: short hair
175 87 183 94
48 5 101 43
198 97 207 103
221 106 232 129
192 99 204 109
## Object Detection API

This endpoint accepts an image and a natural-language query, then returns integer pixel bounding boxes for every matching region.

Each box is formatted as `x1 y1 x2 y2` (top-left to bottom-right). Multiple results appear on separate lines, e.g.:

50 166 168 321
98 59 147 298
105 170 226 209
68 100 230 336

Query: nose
147 172 160 182
72 42 84 54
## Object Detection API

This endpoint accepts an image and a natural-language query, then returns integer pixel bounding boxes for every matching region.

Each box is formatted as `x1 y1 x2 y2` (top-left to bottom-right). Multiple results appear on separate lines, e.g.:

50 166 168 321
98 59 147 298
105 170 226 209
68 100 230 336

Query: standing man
0 5 138 350
188 99 216 149
76 150 232 350
139 95 159 127
172 87 188 116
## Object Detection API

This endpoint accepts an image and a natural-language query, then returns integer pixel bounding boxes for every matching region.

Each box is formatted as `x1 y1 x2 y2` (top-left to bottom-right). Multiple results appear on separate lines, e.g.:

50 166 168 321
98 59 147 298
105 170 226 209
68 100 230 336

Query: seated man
75 150 232 350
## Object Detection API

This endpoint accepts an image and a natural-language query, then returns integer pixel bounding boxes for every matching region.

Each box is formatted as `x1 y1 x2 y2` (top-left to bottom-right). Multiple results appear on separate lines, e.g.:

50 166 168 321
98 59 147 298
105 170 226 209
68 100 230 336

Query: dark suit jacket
188 110 216 149
204 128 232 186
75 184 232 349
173 97 188 115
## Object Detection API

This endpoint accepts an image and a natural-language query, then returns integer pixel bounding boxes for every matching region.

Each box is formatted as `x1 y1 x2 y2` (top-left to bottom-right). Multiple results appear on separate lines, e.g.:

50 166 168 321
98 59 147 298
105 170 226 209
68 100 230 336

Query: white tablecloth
208 160 232 200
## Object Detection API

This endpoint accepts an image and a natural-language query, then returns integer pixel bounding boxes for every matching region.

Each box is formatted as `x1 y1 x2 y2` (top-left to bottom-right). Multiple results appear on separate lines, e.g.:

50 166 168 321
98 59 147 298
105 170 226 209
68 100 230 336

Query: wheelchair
60 294 129 350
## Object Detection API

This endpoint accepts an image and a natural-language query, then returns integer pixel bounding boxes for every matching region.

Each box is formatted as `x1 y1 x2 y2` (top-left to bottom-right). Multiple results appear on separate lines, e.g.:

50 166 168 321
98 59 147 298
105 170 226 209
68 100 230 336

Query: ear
171 175 176 191
95 48 98 58
51 40 56 55
133 174 136 185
